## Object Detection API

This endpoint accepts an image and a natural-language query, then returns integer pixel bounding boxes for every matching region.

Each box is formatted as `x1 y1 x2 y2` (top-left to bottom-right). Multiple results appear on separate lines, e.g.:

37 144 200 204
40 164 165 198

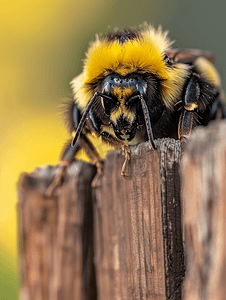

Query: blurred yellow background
1 0 226 298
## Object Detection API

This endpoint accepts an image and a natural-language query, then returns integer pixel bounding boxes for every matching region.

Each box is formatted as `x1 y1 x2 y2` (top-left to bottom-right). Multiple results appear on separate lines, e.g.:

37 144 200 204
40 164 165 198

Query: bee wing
166 48 215 64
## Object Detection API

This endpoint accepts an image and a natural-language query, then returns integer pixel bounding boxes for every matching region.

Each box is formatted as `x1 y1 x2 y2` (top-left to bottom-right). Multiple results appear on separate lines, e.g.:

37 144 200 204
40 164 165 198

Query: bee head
101 74 147 141
70 25 190 147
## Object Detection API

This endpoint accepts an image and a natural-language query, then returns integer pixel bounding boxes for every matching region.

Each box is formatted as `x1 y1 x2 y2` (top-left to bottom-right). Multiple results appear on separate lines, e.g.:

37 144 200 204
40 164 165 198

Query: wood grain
94 139 183 300
18 138 184 300
18 162 97 300
182 120 226 300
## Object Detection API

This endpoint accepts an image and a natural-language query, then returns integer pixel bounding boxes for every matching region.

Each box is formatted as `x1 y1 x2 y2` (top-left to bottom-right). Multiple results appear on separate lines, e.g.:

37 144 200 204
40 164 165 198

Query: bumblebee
46 24 225 195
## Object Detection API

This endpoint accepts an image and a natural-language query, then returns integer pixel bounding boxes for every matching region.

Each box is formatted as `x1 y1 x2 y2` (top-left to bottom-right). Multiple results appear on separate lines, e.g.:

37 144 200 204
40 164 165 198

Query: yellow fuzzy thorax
71 25 190 110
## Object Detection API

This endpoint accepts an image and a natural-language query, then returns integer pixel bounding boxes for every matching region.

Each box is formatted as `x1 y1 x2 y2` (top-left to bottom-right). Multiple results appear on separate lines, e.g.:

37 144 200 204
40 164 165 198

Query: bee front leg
75 132 104 189
46 131 104 195
100 131 131 178
121 143 131 178
45 141 80 197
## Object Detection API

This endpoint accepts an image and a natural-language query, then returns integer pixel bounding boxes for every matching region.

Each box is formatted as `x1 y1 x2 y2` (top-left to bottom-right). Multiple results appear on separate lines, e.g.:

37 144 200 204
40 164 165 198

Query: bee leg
71 131 104 189
46 131 104 195
79 133 104 188
45 141 80 197
121 143 131 178
178 75 199 152
178 109 196 152
100 131 131 178
91 165 103 188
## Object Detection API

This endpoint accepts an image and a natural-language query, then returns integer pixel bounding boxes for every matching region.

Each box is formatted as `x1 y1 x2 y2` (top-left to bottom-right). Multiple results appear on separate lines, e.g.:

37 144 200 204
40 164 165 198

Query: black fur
61 99 80 133
105 29 141 44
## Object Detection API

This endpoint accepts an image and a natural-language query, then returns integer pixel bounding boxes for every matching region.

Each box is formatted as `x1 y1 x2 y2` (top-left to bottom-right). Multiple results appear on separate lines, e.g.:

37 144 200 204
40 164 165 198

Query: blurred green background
1 0 225 298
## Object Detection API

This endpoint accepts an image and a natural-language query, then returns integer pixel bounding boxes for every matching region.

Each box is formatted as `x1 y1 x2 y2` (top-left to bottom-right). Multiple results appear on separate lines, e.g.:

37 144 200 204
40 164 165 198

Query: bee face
101 74 147 141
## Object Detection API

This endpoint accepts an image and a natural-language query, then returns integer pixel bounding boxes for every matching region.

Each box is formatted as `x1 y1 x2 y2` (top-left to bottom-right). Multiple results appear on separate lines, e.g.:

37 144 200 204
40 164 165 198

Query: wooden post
94 140 183 300
18 162 97 300
18 138 183 300
182 120 226 300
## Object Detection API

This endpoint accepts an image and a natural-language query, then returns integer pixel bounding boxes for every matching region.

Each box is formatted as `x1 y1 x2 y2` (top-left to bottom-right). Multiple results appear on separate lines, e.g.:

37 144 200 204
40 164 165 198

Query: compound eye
163 54 170 64
100 94 119 117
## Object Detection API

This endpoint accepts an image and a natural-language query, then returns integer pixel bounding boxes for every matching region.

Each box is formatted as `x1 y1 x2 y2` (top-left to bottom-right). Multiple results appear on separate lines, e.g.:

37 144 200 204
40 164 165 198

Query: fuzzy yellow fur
71 25 190 110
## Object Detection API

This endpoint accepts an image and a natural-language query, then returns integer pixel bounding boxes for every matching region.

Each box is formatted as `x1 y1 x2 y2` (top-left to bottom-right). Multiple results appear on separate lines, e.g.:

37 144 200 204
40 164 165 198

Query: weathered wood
158 140 184 300
18 162 97 300
182 120 226 300
94 139 183 300
18 138 184 300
